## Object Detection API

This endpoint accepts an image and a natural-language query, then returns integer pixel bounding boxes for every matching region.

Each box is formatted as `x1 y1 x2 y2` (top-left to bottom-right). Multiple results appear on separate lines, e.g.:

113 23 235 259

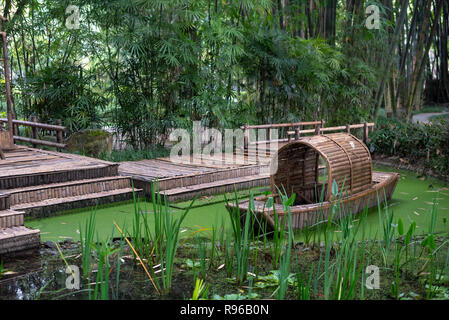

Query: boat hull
227 171 400 231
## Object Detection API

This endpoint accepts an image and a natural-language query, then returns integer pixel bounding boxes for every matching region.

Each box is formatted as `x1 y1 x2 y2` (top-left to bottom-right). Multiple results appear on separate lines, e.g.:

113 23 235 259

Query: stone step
0 163 119 190
12 187 143 218
0 226 40 255
158 174 270 202
0 192 10 210
4 176 136 206
0 210 24 229
133 164 270 194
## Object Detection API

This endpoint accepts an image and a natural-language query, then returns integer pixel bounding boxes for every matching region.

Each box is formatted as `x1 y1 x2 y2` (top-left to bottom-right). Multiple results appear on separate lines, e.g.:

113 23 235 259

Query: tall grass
122 181 195 295
79 210 97 279
159 196 193 293
224 188 254 285
92 238 117 300
276 191 294 300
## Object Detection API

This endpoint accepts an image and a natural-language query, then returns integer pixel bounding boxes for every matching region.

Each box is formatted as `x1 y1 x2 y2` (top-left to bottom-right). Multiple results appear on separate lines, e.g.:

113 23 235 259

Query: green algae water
26 166 449 242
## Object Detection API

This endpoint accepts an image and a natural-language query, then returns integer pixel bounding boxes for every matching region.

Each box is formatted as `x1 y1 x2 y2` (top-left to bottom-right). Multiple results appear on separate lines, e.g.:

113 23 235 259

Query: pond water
1 165 448 300
24 166 449 242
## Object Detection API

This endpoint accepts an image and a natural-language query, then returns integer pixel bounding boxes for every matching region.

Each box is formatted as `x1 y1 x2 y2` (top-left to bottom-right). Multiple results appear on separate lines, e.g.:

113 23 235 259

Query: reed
192 278 209 300
295 261 313 300
224 230 234 278
196 237 207 280
159 195 193 293
113 238 125 300
92 239 113 300
114 221 161 295
276 191 294 300
377 189 395 267
224 188 255 285
79 210 97 278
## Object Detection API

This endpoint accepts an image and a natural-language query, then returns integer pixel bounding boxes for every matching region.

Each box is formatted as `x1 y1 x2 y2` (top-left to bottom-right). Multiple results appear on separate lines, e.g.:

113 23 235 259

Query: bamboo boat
227 133 400 231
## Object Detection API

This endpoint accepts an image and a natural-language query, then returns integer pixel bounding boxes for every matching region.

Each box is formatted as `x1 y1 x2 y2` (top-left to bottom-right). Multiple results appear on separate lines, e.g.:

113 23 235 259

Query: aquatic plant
191 238 208 280
92 239 117 300
276 191 295 300
114 221 161 295
295 261 313 300
159 196 192 294
191 278 209 300
224 188 255 285
79 210 97 278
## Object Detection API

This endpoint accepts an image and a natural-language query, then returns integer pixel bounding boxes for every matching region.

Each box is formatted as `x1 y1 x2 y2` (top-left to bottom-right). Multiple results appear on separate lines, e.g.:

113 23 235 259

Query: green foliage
8 0 379 146
370 117 449 176
19 62 105 134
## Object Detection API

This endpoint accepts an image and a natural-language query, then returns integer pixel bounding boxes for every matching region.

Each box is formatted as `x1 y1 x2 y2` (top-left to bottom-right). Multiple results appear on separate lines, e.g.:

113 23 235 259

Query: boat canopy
270 133 372 204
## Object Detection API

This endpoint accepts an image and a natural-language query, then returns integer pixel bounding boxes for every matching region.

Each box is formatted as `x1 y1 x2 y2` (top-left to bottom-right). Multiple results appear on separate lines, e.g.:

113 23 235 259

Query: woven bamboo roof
270 133 372 202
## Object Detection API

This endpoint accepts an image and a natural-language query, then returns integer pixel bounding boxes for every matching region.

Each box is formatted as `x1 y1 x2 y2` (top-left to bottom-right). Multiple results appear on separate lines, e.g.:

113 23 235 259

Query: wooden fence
0 117 67 149
241 120 375 151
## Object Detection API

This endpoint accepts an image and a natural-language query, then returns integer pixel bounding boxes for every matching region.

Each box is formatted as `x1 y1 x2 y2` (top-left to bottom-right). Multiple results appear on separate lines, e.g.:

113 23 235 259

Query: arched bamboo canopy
270 133 372 204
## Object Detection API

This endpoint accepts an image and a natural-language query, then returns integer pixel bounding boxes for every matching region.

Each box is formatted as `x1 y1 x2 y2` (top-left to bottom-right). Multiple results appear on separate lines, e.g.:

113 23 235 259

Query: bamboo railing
0 117 67 149
241 120 375 150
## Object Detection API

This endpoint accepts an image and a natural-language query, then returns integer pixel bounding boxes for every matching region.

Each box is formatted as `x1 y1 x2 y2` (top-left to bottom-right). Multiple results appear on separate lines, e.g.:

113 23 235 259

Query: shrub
370 117 449 177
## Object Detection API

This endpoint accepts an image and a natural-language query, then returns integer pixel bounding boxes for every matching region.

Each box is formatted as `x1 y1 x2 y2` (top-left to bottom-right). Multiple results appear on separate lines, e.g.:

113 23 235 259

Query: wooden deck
0 146 142 255
0 147 275 254
0 146 119 189
119 154 272 202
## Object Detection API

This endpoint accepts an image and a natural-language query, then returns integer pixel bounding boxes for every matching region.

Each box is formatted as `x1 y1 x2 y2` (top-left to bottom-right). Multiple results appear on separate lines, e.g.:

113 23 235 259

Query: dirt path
412 111 449 123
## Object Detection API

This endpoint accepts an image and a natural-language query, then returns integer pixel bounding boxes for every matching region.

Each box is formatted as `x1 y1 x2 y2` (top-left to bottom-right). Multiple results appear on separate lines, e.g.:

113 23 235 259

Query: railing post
31 116 38 148
295 125 300 140
56 119 63 151
12 114 18 139
243 124 249 151
346 124 351 134
315 123 321 135
363 122 369 145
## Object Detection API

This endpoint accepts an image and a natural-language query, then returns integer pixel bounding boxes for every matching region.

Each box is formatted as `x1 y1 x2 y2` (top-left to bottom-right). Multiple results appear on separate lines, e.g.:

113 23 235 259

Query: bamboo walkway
118 153 272 202
0 146 142 255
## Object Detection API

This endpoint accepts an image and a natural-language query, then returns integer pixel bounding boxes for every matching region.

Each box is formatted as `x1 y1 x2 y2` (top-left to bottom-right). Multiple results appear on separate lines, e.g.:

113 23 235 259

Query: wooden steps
0 192 10 210
5 176 136 204
0 146 119 190
0 199 40 255
0 226 40 255
158 173 270 202
0 210 24 228
0 164 119 190
0 147 146 255
4 177 142 218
